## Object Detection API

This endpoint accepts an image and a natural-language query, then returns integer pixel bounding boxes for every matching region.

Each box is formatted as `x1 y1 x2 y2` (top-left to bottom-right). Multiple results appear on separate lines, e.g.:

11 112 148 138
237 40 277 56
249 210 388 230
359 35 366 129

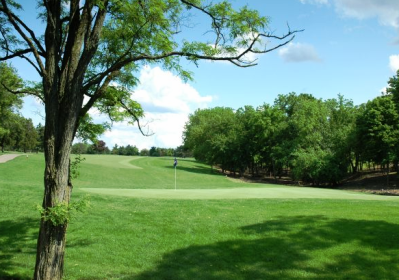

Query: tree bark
34 221 68 279
34 100 76 279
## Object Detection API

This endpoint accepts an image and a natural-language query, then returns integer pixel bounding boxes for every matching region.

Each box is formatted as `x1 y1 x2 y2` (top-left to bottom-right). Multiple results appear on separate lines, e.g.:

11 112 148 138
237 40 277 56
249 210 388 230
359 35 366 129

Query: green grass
1 154 399 279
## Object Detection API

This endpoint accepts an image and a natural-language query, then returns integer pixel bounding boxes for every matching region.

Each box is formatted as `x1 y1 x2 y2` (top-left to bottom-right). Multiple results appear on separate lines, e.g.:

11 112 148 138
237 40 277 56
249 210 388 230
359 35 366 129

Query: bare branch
118 98 154 137
0 48 31 60
180 0 225 46
80 70 118 118
0 0 46 75
1 81 45 102
7 9 46 55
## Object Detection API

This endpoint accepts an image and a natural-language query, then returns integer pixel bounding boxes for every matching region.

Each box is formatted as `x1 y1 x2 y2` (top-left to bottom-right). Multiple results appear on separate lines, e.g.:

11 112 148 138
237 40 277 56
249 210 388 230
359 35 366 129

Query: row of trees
71 141 190 157
184 71 399 185
0 62 44 152
0 114 43 153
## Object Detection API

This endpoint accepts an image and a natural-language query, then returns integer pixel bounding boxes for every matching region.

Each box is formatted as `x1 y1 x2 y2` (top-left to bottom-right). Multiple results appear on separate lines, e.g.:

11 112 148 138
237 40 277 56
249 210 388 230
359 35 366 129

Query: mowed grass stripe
79 187 399 200
81 154 143 169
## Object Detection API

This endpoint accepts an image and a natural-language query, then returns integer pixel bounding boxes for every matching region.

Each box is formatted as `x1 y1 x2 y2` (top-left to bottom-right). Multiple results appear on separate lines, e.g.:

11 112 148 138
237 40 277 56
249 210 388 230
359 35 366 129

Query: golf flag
174 158 178 190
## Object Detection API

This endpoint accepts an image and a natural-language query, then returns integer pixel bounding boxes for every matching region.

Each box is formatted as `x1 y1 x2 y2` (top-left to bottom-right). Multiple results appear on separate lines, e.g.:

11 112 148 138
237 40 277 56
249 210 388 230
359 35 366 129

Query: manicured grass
1 154 399 279
76 155 235 189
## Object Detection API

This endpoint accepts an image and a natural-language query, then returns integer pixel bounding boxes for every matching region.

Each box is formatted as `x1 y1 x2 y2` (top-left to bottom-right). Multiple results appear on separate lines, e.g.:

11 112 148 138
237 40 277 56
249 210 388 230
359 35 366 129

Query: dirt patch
0 154 22 163
225 170 399 196
340 171 399 196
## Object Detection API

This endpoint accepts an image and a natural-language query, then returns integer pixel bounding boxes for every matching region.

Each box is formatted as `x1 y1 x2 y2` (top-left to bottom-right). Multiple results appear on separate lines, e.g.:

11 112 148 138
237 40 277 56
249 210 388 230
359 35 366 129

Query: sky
16 0 399 150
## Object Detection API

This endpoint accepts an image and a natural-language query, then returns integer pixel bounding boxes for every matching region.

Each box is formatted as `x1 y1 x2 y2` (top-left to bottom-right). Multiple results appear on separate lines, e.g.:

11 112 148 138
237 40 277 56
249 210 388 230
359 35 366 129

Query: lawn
1 153 399 279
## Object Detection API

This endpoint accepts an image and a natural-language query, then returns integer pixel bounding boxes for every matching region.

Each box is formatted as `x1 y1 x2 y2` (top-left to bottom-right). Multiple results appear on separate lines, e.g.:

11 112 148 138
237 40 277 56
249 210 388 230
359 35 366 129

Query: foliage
70 154 86 179
183 93 361 185
36 196 90 226
355 95 399 167
0 62 23 152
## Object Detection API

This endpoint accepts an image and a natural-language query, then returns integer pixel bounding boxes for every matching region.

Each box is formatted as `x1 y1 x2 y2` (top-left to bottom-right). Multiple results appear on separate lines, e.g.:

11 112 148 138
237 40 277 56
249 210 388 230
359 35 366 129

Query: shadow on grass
127 215 399 280
0 218 37 280
165 165 222 176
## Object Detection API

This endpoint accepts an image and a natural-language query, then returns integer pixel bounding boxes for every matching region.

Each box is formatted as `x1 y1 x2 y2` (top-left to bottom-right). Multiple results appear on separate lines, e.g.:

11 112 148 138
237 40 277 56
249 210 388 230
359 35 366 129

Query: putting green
80 186 399 200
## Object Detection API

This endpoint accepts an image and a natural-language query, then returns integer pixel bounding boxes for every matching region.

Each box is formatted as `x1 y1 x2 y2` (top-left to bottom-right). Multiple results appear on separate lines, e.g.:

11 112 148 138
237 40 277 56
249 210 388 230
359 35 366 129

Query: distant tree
140 148 149 156
355 95 399 173
111 144 119 155
20 118 39 152
174 145 192 158
36 123 45 152
387 70 399 111
149 146 160 157
0 112 22 151
125 144 139 156
71 143 89 154
0 62 23 152
183 107 236 169
90 140 108 154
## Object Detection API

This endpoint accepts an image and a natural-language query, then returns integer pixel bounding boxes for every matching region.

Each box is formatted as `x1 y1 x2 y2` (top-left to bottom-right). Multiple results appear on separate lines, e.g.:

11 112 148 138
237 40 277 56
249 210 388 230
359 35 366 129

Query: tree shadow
126 215 399 280
157 157 222 176
0 218 94 279
0 218 37 280
165 165 222 176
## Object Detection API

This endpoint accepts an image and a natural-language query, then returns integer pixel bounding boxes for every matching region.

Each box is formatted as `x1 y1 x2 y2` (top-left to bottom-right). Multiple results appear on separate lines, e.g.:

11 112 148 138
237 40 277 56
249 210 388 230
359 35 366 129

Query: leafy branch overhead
0 0 302 134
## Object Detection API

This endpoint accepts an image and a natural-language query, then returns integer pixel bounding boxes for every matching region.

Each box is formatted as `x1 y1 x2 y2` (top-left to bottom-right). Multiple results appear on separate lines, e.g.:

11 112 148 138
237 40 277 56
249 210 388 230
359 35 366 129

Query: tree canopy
183 91 399 185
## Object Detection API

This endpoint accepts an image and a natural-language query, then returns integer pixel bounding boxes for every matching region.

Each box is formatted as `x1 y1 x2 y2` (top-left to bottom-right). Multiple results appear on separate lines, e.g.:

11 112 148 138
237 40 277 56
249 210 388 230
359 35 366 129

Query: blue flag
174 158 178 167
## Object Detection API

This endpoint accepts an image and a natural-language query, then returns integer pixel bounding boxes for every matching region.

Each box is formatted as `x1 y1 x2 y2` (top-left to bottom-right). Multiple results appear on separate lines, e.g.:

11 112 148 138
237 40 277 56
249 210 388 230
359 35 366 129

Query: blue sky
17 0 399 149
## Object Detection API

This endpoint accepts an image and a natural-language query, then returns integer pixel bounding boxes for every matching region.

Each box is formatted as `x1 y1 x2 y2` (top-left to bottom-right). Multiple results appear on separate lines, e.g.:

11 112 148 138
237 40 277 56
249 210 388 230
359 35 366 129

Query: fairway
81 154 143 169
81 186 399 200
2 154 399 280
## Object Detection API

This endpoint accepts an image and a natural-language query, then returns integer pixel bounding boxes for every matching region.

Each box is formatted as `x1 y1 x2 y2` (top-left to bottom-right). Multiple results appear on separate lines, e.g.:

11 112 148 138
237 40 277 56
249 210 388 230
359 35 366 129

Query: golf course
1 153 399 279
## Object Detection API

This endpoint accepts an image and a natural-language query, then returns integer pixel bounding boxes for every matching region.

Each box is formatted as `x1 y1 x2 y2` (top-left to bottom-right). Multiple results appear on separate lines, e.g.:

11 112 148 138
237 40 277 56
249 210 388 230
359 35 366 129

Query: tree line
183 71 399 185
0 62 44 153
71 141 190 158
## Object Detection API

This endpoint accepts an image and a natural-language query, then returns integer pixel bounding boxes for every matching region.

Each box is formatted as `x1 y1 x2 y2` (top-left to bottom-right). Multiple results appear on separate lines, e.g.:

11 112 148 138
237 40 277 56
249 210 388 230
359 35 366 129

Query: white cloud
133 66 212 114
278 42 321 63
301 0 399 29
389 54 399 72
299 0 329 5
99 66 213 150
333 0 399 29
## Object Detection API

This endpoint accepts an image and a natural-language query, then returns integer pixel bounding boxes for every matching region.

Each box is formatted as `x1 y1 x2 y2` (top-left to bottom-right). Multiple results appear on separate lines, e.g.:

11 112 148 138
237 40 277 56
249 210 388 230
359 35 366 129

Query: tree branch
0 48 31 60
0 0 46 75
180 0 226 46
118 98 154 137
80 69 117 118
1 81 45 102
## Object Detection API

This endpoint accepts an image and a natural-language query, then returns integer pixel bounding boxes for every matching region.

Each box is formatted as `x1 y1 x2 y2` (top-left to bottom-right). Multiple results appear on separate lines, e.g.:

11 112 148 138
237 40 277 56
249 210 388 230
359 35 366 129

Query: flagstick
174 166 177 191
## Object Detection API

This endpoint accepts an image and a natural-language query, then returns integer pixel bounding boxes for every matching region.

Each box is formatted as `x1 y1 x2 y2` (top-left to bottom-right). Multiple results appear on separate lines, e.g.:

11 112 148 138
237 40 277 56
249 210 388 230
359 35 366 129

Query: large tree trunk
32 1 107 277
34 221 69 279
34 103 76 279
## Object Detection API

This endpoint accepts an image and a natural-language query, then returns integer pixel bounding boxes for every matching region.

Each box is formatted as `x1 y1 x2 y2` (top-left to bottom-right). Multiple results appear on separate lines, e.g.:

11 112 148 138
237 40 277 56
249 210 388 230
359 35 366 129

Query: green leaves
37 196 91 226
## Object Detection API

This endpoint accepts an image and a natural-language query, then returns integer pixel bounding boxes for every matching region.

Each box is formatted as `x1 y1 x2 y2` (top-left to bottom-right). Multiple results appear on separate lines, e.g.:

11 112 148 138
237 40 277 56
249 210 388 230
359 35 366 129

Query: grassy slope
1 154 399 279
76 155 235 189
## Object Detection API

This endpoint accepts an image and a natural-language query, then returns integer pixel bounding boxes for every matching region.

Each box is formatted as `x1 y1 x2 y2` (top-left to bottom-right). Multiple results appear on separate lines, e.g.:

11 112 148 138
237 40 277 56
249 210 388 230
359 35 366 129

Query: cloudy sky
19 0 399 150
